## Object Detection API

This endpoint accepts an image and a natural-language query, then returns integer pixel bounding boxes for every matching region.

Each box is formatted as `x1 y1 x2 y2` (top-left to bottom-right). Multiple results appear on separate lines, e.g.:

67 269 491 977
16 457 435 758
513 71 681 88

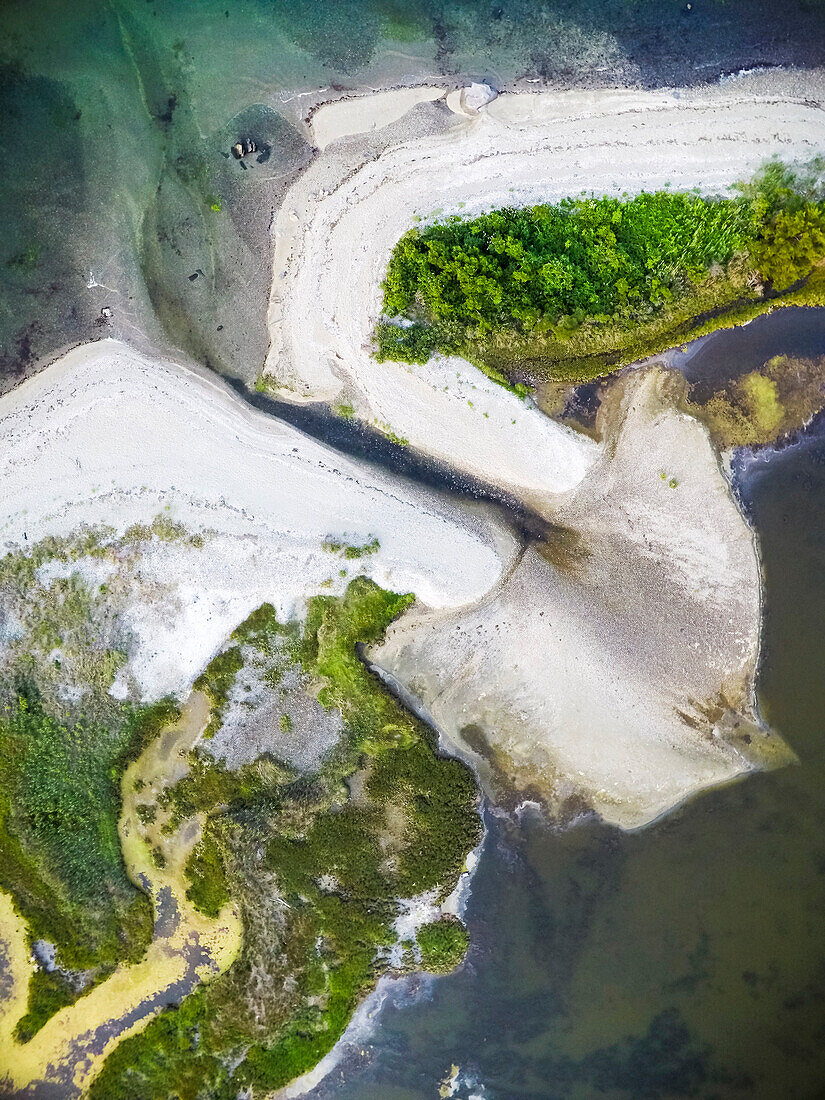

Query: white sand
265 70 825 512
0 339 515 702
371 369 794 830
310 85 446 149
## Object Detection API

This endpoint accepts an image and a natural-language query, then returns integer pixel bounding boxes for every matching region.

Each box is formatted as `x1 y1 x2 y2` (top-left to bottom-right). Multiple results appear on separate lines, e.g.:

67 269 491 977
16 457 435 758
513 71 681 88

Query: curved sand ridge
0 339 514 701
264 69 825 513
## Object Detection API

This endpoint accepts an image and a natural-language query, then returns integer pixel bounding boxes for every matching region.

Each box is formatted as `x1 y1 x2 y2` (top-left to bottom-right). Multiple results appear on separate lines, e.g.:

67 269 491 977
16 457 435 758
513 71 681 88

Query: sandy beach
264 69 825 513
371 368 794 829
0 330 789 829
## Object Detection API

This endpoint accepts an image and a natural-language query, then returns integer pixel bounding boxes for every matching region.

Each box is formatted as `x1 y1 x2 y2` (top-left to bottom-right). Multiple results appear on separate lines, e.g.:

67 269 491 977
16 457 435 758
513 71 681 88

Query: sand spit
371 368 794 830
263 69 825 512
0 339 515 701
310 85 447 149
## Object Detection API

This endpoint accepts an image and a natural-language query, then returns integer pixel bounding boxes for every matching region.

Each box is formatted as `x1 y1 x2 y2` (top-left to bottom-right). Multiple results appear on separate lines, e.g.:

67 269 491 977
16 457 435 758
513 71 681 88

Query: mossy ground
89 578 479 1098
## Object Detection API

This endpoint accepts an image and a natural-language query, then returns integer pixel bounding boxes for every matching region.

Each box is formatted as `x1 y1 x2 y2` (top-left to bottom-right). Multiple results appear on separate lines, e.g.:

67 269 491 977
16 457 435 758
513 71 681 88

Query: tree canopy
375 160 825 375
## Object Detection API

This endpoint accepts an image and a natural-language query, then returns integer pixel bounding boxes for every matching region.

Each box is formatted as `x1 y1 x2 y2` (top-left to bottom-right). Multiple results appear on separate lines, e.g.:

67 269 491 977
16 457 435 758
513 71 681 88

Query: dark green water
2 0 825 385
305 422 825 1100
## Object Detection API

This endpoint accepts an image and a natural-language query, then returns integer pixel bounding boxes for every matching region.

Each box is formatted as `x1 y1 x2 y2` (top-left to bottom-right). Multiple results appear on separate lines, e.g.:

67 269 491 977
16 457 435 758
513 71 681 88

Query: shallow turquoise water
2 0 825 383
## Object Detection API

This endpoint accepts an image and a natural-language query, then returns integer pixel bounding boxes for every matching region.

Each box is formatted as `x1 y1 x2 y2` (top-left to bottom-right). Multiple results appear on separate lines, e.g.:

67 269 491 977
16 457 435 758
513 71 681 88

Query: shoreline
263 69 825 514
2 68 821 1100
272 827 487 1100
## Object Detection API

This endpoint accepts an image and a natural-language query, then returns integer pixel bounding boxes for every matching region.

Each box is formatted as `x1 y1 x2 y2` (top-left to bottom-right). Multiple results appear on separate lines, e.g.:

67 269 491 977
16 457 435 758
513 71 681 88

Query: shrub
751 206 825 291
375 162 825 383
374 320 439 363
416 917 469 973
184 829 230 919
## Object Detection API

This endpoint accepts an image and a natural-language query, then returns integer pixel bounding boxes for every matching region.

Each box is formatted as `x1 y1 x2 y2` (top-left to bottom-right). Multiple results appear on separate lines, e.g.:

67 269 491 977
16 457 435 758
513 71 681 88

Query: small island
375 160 825 386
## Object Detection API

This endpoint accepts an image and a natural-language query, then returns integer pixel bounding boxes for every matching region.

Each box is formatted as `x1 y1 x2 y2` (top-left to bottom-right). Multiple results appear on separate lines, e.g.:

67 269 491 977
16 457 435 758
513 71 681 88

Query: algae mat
0 692 242 1096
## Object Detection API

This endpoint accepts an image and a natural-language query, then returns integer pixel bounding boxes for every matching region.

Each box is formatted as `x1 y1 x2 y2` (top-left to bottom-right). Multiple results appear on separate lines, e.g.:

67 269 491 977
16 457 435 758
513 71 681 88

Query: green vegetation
0 524 202 1037
91 579 480 1098
374 421 410 446
14 967 78 1043
0 691 177 1037
184 828 230 919
689 353 825 449
416 916 470 974
376 159 825 384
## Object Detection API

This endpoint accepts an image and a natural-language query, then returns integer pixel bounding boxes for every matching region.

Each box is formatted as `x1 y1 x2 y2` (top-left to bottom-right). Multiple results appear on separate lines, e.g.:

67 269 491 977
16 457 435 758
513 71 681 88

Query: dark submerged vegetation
376 160 825 385
90 578 480 1098
688 353 825 449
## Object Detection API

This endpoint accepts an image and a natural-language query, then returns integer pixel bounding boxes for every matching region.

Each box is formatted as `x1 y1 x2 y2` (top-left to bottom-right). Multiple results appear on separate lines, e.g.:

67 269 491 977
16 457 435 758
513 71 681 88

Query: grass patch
416 917 469 974
0 692 176 1036
14 967 79 1043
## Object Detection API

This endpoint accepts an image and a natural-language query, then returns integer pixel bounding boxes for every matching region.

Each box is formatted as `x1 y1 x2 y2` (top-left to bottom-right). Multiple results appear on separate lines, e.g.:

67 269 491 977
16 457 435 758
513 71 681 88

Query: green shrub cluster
184 828 230 919
383 192 758 332
416 916 470 974
376 160 825 383
91 578 480 1098
374 320 440 363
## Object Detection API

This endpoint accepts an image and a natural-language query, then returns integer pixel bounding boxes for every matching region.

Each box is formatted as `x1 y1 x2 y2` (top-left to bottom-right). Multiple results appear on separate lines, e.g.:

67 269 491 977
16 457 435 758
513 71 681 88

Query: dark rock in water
231 137 257 159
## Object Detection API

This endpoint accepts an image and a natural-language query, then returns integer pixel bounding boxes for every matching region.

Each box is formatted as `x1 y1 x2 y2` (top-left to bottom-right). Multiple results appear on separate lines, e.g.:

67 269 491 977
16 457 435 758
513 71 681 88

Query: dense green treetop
376 160 825 372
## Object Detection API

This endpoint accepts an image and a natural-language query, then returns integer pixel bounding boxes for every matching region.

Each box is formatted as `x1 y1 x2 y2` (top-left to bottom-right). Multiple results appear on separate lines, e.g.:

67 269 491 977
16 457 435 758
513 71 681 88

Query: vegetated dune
0 339 514 701
263 68 825 513
371 368 795 829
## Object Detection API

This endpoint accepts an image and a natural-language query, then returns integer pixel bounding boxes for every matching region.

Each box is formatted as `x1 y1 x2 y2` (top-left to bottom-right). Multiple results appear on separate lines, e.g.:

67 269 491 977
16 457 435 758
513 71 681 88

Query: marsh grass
0 523 204 1037
90 578 480 1098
